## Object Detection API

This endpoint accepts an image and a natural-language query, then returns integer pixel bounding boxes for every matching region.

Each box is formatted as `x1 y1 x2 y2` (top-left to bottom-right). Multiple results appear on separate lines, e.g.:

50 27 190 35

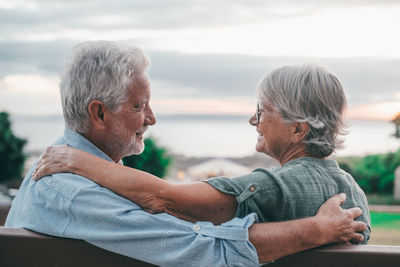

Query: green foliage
338 150 400 194
123 137 172 178
391 112 400 138
0 112 27 183
366 194 400 205
370 211 400 229
338 162 353 175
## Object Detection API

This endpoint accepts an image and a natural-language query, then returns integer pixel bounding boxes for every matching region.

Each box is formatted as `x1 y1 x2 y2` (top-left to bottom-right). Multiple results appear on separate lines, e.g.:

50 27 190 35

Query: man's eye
133 103 146 112
134 103 143 109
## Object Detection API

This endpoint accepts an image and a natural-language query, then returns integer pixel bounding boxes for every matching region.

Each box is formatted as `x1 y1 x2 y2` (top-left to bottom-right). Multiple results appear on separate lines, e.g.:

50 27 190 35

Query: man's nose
145 106 156 126
249 113 257 126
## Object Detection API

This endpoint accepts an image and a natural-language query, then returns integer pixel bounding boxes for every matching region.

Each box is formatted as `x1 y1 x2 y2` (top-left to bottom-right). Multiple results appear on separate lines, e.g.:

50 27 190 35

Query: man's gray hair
60 40 150 133
257 64 347 157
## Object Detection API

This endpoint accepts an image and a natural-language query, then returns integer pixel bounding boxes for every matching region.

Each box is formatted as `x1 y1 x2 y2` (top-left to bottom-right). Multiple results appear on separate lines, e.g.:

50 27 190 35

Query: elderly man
6 41 366 266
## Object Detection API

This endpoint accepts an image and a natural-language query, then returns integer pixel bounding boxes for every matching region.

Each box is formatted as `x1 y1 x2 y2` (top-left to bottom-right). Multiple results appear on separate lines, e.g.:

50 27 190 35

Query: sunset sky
1 0 400 121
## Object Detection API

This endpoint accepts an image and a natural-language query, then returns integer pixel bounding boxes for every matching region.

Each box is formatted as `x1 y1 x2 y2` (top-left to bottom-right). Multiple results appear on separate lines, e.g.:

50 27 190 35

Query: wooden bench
272 243 400 267
2 205 400 266
0 204 10 226
0 227 156 267
1 227 400 267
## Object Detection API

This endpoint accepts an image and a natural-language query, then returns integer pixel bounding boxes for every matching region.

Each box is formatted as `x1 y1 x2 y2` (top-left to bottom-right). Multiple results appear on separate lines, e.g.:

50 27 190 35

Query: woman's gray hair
257 64 347 157
60 40 150 133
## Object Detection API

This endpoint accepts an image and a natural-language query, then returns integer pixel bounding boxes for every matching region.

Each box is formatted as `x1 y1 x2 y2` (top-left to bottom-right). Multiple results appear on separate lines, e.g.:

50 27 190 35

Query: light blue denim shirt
6 128 259 267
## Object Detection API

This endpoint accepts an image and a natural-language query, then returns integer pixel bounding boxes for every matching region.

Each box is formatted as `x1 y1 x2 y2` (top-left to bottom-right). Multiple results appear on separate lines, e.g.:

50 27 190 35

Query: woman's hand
33 145 79 180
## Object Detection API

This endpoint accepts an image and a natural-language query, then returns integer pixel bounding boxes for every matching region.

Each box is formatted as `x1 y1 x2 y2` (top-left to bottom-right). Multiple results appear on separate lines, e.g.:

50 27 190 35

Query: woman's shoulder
280 157 343 174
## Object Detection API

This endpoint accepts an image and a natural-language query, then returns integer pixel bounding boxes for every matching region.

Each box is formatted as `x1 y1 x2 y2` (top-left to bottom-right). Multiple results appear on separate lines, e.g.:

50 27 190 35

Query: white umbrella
187 158 251 181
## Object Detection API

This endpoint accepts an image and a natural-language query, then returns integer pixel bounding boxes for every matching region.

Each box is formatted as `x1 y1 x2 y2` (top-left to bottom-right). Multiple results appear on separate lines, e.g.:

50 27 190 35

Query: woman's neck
278 145 315 166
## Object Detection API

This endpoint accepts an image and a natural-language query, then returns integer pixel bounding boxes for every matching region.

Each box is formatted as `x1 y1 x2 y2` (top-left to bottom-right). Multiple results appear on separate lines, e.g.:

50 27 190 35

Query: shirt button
193 224 201 231
250 186 256 192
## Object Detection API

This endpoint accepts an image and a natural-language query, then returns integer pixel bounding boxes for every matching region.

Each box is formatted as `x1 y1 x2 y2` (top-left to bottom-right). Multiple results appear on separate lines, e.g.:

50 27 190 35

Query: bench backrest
271 243 400 267
0 204 10 226
1 227 400 267
0 227 156 267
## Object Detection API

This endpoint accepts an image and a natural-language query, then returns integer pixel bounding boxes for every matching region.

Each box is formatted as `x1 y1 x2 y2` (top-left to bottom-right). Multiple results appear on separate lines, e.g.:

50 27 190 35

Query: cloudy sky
1 0 400 120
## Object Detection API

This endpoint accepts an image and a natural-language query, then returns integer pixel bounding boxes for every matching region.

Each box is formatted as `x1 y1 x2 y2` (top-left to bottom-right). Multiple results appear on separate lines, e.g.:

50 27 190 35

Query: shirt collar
62 128 114 163
283 156 339 171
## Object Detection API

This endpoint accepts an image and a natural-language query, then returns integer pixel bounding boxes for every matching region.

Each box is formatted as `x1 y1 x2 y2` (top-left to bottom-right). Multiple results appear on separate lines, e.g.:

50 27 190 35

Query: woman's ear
88 100 107 130
291 122 309 143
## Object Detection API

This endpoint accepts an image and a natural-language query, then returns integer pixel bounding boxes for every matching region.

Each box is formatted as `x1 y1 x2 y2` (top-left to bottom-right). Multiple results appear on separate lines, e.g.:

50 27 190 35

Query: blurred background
0 0 400 245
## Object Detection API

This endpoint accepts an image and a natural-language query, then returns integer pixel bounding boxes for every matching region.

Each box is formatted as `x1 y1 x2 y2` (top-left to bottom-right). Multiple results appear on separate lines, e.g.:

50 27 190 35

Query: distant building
186 158 251 181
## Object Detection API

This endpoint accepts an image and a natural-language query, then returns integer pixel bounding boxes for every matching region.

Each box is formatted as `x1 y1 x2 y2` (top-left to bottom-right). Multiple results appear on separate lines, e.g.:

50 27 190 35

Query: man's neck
80 132 122 163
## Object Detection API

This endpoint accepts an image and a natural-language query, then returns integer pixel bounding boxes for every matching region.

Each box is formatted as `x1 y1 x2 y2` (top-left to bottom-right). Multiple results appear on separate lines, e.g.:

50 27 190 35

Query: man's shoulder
39 172 99 201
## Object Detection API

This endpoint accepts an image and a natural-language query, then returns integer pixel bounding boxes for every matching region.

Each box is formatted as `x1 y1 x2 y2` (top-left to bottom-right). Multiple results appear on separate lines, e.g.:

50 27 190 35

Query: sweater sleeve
205 169 285 223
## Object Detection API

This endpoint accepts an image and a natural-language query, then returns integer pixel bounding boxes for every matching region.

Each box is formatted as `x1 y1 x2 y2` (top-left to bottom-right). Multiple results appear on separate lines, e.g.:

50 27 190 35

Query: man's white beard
127 137 145 156
109 120 145 158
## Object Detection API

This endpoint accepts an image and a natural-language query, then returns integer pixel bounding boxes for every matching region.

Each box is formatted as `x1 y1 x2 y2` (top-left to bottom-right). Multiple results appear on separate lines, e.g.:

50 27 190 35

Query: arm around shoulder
67 186 259 266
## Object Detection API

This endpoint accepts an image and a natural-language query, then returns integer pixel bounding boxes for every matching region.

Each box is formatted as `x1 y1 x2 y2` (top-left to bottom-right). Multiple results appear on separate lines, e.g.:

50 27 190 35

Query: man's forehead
129 90 150 103
128 80 150 107
129 73 150 92
131 72 150 85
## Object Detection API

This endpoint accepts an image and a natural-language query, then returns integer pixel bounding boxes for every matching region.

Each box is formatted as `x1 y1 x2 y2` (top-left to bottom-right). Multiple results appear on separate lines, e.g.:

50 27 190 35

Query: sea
9 114 400 158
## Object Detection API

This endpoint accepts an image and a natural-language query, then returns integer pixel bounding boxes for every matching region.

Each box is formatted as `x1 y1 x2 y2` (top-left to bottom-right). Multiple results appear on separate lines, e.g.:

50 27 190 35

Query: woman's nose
249 113 257 126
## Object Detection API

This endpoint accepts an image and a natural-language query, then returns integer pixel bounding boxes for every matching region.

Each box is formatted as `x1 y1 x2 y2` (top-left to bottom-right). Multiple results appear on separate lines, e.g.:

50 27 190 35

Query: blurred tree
338 162 353 175
392 112 400 138
123 137 172 178
0 112 27 184
349 150 400 194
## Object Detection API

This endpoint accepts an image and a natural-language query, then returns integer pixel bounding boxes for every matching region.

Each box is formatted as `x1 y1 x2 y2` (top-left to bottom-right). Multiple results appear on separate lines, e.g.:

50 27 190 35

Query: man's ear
88 100 107 130
291 122 309 143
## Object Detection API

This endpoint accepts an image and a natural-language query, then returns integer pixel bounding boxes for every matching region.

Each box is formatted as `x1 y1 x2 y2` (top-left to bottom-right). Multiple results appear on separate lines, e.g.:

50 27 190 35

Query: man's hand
315 193 366 244
250 193 367 263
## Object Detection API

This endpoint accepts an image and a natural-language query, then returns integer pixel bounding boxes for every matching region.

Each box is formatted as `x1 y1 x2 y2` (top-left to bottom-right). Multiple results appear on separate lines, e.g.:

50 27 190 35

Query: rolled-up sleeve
65 186 259 267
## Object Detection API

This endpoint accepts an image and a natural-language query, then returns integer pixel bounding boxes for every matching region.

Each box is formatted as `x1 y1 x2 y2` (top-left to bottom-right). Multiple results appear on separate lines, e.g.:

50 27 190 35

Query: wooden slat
0 227 156 267
268 243 400 267
1 227 400 267
0 204 10 226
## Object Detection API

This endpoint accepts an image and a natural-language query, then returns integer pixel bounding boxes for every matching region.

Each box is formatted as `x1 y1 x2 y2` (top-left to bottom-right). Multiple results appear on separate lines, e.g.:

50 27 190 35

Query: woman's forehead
258 98 274 110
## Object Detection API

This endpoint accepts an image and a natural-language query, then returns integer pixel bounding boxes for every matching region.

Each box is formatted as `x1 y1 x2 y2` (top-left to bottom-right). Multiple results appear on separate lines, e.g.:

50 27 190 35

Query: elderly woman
34 64 371 243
